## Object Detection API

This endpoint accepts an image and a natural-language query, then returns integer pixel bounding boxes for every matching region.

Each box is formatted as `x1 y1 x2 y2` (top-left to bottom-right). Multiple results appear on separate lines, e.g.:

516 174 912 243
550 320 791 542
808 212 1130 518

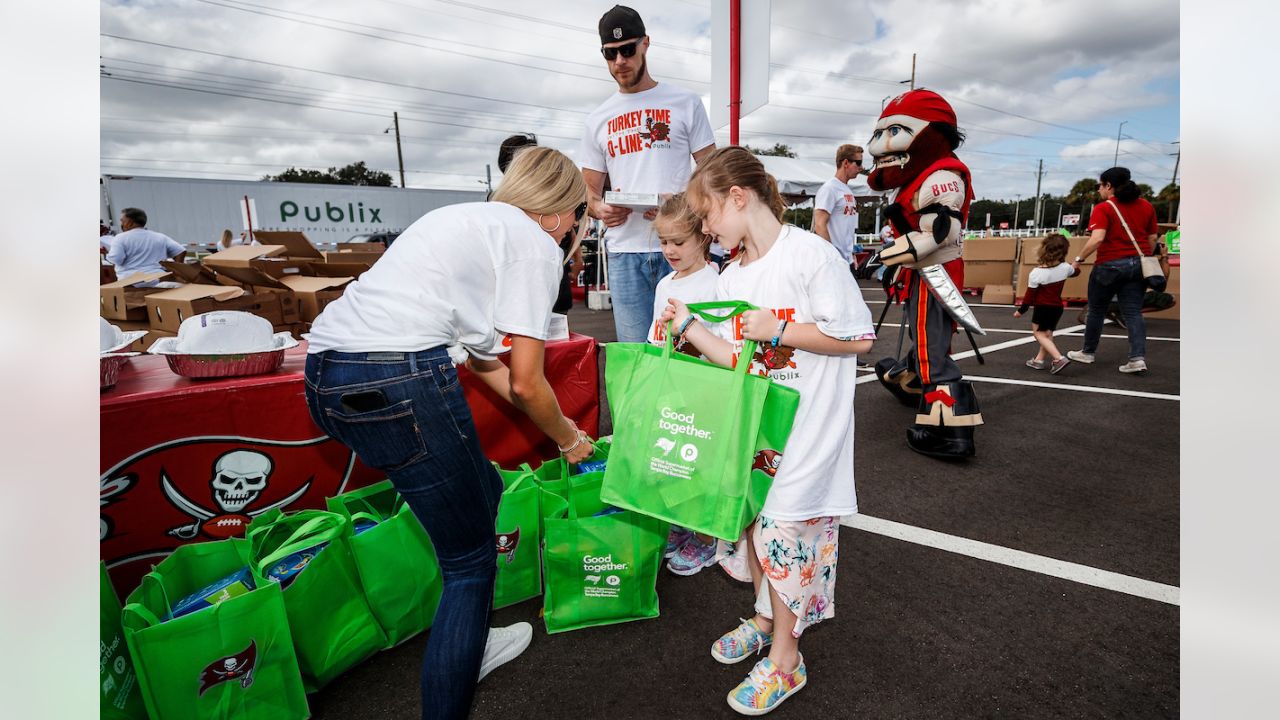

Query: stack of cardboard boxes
100 231 380 352
960 237 1017 303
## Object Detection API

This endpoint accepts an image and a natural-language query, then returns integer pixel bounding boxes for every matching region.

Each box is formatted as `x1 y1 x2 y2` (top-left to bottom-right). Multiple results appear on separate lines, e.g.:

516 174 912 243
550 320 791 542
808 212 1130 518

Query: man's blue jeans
1082 255 1147 360
608 251 670 342
304 347 502 720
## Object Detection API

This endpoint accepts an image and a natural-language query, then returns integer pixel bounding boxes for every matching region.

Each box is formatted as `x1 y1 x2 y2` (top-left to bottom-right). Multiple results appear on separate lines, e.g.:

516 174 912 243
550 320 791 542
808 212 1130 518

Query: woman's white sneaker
478 622 533 681
1118 358 1148 374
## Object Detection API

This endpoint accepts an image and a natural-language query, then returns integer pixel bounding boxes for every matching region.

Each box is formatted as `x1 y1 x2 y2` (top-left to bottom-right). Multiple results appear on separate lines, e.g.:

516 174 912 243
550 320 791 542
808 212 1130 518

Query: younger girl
1014 234 1080 374
661 147 875 715
646 194 721 576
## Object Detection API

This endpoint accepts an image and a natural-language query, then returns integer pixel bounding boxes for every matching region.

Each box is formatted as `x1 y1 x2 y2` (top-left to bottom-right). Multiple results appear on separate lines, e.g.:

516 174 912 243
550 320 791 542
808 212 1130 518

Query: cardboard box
335 242 384 254
202 245 311 278
322 250 382 268
303 261 369 280
962 260 1015 290
981 285 1015 304
1165 266 1180 294
100 264 117 285
160 259 220 285
962 237 1018 262
251 231 326 261
278 276 352 322
101 272 170 321
145 285 287 332
206 265 303 325
1146 292 1180 320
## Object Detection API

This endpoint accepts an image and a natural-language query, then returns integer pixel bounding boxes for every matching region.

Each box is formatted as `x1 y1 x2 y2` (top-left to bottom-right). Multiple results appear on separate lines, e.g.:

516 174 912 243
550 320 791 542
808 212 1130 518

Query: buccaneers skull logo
163 449 310 539
495 527 521 564
198 640 257 695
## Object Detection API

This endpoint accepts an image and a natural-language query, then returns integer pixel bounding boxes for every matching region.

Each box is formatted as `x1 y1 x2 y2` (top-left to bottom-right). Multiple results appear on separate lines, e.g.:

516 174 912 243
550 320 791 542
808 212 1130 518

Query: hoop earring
538 214 562 233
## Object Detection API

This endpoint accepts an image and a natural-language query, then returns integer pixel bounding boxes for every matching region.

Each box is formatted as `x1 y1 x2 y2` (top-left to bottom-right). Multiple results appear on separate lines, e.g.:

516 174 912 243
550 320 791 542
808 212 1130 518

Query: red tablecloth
101 334 599 591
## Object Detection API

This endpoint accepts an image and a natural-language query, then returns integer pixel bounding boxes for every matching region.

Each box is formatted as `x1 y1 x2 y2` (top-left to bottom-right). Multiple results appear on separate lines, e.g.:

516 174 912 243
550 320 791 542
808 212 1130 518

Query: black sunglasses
574 201 588 222
601 38 641 61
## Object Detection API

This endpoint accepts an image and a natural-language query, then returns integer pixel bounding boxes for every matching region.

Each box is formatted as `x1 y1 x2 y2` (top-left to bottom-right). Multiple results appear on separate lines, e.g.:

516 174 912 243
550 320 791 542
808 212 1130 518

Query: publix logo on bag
582 554 627 598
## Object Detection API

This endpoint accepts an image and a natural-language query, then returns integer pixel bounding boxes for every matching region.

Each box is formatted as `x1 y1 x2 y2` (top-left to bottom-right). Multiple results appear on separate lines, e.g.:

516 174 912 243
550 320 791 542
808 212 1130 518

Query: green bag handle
664 300 760 376
121 602 163 629
342 495 393 523
348 511 382 527
253 516 342 574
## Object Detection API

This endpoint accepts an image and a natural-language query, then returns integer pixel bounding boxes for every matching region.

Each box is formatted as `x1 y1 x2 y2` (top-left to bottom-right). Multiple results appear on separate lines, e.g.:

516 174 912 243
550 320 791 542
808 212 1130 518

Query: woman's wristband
676 316 696 337
557 430 587 454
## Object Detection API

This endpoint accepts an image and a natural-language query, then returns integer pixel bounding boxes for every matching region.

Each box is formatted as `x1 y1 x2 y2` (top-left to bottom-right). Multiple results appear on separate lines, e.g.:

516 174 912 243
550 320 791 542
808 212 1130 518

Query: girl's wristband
771 319 788 347
677 316 696 337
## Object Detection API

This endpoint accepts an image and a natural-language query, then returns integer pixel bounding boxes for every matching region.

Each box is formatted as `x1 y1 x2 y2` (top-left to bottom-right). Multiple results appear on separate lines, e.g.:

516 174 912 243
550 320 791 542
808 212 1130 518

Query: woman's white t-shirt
646 263 720 346
713 226 876 520
306 202 562 359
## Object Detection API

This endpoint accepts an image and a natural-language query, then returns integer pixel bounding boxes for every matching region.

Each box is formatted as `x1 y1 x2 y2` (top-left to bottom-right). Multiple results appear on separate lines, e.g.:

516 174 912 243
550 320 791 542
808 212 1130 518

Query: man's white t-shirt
815 177 859 263
306 202 562 360
712 226 876 520
578 82 715 254
105 228 184 279
646 263 719 346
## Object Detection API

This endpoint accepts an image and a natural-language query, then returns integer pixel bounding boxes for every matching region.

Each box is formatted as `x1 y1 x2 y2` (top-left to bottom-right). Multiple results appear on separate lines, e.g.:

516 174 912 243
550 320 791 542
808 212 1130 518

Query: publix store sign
278 200 384 224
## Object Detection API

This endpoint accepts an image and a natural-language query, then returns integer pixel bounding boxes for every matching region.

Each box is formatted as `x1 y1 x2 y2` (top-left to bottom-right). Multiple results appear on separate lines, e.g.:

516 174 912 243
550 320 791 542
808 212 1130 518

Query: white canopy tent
757 155 887 234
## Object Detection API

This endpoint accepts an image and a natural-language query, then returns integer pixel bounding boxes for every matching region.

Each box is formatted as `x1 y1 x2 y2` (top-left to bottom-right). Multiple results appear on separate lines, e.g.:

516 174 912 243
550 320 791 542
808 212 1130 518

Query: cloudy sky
100 0 1180 201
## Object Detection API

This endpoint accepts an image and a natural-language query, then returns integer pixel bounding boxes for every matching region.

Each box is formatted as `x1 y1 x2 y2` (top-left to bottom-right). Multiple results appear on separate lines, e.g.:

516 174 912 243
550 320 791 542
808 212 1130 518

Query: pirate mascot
867 89 986 459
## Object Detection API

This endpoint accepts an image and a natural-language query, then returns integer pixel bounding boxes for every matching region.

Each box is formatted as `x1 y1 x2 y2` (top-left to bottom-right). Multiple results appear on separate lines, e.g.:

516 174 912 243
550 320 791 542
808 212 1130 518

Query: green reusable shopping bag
327 481 443 647
542 463 668 634
492 464 545 608
526 439 611 535
601 301 800 541
121 539 309 720
246 509 386 692
100 562 146 720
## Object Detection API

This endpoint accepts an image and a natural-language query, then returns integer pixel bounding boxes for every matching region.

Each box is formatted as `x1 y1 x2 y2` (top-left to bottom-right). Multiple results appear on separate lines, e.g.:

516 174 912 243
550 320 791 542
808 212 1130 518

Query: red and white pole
729 0 741 146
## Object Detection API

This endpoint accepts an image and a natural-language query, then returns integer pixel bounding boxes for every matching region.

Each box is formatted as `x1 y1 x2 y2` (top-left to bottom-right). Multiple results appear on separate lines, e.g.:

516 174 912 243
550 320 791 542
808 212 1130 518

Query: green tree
744 143 796 158
264 162 394 186
1065 177 1098 207
1137 183 1155 200
1157 182 1179 203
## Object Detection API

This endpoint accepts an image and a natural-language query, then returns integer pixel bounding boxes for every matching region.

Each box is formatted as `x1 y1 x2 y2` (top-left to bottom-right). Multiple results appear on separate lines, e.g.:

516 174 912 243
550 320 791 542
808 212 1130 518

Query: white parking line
875 322 1179 342
842 514 1180 606
963 374 1180 401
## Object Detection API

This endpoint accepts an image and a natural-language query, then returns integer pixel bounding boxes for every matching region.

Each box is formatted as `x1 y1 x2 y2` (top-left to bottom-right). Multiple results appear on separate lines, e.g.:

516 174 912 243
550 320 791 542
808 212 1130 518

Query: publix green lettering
279 201 383 224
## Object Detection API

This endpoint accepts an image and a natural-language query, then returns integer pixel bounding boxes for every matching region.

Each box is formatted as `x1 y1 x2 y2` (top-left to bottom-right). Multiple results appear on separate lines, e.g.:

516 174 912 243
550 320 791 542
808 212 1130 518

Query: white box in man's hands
604 192 660 209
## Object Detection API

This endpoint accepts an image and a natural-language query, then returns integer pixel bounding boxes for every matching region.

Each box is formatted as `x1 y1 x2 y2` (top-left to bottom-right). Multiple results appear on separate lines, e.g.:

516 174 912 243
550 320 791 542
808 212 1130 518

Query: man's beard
613 56 648 89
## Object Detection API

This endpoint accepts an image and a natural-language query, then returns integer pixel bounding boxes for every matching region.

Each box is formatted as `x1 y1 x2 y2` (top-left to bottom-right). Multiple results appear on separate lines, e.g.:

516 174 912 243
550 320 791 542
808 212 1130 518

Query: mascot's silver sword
916 263 987 363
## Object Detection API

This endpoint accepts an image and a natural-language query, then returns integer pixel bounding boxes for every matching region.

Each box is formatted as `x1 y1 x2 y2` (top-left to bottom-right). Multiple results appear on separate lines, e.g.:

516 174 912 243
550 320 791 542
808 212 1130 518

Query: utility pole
1169 141 1181 185
1013 194 1021 230
1113 120 1127 166
1033 159 1044 228
393 111 405 188
485 164 492 196
910 53 916 89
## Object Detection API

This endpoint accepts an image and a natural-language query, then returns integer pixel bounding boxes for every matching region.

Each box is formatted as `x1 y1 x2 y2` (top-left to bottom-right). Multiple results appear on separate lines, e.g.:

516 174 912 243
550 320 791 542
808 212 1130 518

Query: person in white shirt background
99 221 114 255
304 147 595 720
812 143 865 266
579 4 716 343
105 207 186 280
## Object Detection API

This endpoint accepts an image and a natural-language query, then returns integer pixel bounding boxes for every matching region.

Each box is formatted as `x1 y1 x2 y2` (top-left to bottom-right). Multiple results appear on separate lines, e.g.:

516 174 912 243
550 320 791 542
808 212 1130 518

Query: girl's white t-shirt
646 263 720 346
306 202 562 359
713 226 876 520
1027 261 1075 287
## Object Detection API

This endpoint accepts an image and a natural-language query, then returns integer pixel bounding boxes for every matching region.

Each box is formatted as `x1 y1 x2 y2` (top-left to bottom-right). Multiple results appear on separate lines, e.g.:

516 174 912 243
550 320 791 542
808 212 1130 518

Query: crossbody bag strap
1105 199 1147 257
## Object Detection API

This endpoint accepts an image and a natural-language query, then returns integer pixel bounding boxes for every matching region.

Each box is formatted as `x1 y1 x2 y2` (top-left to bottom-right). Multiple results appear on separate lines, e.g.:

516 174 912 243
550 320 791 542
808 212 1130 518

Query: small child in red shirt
1015 234 1080 374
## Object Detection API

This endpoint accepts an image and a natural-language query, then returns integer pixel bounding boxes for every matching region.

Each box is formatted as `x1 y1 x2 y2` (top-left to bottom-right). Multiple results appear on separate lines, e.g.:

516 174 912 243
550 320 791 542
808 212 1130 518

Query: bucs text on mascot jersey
867 89 984 460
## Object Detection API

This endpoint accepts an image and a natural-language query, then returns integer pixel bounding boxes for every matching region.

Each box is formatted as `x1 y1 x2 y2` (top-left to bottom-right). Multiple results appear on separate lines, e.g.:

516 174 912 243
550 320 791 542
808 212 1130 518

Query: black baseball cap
599 5 645 45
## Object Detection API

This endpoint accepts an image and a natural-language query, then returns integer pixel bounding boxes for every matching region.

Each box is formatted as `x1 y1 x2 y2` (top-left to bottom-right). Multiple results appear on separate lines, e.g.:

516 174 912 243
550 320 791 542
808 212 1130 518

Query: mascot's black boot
906 381 982 460
876 357 921 408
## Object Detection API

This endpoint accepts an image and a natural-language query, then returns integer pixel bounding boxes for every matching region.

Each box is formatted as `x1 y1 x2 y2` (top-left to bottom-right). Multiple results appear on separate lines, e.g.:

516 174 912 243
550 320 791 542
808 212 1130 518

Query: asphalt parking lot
311 279 1179 719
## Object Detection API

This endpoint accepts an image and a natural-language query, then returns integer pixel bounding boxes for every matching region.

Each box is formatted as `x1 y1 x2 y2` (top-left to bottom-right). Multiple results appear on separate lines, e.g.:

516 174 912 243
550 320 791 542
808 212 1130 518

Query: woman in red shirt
1066 167 1158 374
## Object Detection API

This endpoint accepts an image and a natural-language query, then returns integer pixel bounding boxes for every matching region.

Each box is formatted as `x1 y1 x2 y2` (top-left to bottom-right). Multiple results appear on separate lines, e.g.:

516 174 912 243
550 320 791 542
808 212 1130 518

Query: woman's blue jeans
1082 255 1147 360
304 347 502 720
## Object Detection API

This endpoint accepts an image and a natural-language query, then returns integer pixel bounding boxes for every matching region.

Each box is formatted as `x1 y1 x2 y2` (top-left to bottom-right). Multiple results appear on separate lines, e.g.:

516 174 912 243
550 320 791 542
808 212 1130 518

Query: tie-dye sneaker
667 535 717 575
711 617 773 664
726 655 807 716
664 527 692 559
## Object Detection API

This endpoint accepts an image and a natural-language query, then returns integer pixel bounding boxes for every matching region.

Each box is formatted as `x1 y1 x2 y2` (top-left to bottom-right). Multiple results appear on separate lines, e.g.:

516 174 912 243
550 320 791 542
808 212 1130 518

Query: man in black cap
578 4 716 343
